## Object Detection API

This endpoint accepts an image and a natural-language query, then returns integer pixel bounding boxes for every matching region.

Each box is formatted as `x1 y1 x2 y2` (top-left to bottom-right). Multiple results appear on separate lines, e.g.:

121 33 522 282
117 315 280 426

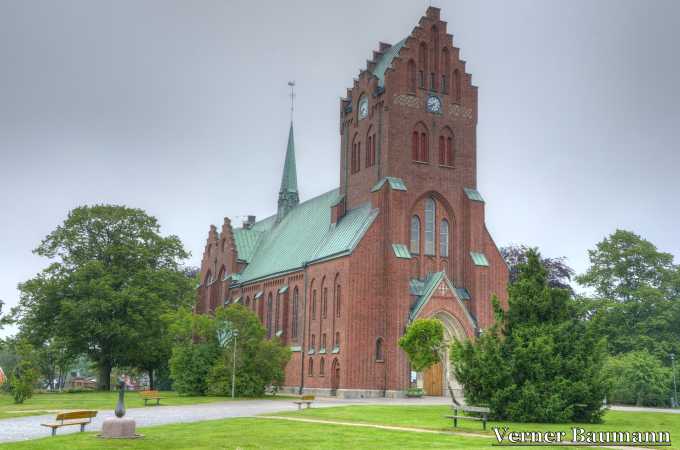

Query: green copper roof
371 38 408 87
371 176 407 192
464 188 485 203
237 189 378 283
280 122 298 194
392 244 412 259
470 251 489 267
456 288 471 300
409 272 477 328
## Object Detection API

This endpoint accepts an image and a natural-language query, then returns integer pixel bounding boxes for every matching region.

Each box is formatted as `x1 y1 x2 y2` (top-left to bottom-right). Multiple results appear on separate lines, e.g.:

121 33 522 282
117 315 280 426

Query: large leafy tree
452 250 607 423
576 230 680 361
15 205 193 390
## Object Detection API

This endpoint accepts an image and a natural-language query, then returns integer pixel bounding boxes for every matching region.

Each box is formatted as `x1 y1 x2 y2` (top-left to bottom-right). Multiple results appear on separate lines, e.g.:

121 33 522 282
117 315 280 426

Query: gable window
410 216 421 254
425 198 435 255
440 219 449 257
408 59 416 92
419 42 428 88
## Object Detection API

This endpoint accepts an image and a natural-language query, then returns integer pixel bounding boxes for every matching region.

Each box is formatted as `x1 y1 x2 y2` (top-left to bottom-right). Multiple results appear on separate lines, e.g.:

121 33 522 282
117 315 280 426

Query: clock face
359 97 368 119
427 95 442 113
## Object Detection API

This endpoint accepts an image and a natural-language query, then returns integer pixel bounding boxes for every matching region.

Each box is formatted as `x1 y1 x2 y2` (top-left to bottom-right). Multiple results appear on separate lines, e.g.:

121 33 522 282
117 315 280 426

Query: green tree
207 305 291 397
15 205 192 390
577 230 680 360
577 230 675 302
6 341 40 404
399 318 461 404
452 250 608 423
604 350 671 407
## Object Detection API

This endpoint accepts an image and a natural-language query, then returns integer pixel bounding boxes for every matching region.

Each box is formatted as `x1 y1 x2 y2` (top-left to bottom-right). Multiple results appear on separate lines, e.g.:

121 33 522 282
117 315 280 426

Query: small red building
196 7 508 398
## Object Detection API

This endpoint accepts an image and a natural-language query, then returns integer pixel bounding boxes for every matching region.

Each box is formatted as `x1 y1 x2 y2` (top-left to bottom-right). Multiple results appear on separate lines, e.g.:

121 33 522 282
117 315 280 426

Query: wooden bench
139 390 164 406
41 410 97 436
293 395 315 410
445 405 490 431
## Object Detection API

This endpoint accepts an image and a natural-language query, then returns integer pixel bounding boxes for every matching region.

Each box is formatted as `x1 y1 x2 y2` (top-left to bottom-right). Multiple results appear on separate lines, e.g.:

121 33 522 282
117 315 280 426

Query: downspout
299 262 309 394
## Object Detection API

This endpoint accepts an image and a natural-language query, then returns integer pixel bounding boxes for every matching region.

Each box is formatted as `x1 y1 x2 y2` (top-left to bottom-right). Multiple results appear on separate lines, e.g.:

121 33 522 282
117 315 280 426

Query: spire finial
288 80 296 123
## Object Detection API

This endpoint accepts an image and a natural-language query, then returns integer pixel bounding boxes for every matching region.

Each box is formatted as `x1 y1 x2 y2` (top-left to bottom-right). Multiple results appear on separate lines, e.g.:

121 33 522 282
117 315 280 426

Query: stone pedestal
100 417 141 439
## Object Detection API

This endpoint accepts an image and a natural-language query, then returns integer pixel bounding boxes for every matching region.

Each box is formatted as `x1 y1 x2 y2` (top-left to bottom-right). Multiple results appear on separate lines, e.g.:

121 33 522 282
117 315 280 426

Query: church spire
277 83 300 222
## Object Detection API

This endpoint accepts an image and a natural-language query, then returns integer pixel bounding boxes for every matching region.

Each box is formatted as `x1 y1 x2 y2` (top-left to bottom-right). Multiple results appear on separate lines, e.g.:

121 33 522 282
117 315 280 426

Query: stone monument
99 381 141 439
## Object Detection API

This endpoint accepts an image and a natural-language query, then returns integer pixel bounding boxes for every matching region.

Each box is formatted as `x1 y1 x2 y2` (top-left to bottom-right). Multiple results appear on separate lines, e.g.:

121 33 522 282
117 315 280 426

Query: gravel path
0 396 675 444
0 397 451 443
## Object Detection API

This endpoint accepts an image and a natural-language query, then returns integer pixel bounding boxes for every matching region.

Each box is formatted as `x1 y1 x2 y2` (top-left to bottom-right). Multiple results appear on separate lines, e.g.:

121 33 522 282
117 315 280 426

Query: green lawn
0 417 497 449
0 391 287 420
277 405 680 449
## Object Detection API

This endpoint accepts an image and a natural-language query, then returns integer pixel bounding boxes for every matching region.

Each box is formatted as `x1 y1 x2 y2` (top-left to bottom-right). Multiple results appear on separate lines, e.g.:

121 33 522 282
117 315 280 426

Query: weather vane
288 81 295 123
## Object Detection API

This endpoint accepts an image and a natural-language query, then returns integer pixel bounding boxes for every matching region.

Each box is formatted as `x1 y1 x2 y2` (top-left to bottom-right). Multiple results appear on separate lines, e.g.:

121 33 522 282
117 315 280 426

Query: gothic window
292 287 299 339
440 219 450 257
351 135 361 174
454 69 462 102
407 59 416 92
311 334 316 350
275 293 280 333
334 331 340 348
375 337 384 361
371 133 376 166
321 333 327 351
430 72 436 90
420 133 429 162
410 216 421 254
447 136 454 166
322 287 328 319
335 282 341 318
308 357 314 376
366 134 372 168
425 198 435 255
431 26 439 71
320 357 325 376
439 136 445 165
411 131 419 161
357 142 361 172
312 289 317 320
266 293 273 338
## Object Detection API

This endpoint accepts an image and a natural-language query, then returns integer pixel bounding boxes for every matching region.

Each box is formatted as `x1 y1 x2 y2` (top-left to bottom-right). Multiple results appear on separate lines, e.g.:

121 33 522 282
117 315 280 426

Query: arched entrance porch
418 310 468 399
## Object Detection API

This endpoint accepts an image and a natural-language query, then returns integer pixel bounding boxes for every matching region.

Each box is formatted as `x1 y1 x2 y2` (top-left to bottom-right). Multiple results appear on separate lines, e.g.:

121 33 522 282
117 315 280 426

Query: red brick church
196 7 508 398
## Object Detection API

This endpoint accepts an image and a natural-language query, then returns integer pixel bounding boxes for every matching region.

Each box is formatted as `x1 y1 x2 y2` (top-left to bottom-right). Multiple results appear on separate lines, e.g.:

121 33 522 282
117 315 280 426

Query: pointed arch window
335 282 341 318
438 136 445 165
311 289 317 320
424 198 436 255
322 287 328 319
320 357 325 376
418 42 428 88
411 131 419 161
375 337 384 362
308 357 314 376
447 136 454 166
266 293 273 338
440 219 449 257
274 293 281 334
410 215 421 254
442 48 450 94
292 287 299 339
420 133 428 162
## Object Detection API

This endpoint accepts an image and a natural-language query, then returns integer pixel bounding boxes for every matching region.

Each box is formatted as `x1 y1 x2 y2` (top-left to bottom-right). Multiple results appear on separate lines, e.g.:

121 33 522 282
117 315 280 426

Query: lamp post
671 353 678 408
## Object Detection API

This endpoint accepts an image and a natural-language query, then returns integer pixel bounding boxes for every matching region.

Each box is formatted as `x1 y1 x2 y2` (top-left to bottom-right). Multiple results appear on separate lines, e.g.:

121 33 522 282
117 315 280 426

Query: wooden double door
423 361 443 396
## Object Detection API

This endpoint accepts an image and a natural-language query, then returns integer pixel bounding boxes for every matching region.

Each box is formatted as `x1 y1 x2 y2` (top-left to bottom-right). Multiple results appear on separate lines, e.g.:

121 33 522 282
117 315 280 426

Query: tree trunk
98 361 112 391
148 369 154 390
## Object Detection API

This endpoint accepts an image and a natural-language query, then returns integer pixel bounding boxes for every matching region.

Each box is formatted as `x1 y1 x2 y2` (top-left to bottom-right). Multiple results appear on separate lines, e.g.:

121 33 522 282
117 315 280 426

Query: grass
0 417 498 449
0 391 288 420
277 405 680 448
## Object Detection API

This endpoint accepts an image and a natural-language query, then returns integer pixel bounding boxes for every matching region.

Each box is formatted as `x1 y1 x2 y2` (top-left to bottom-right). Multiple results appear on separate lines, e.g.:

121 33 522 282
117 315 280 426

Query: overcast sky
1 0 679 336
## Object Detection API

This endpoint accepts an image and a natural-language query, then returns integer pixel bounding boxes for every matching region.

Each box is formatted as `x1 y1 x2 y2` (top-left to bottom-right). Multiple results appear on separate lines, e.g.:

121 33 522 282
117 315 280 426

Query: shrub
604 351 671 407
169 342 219 395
